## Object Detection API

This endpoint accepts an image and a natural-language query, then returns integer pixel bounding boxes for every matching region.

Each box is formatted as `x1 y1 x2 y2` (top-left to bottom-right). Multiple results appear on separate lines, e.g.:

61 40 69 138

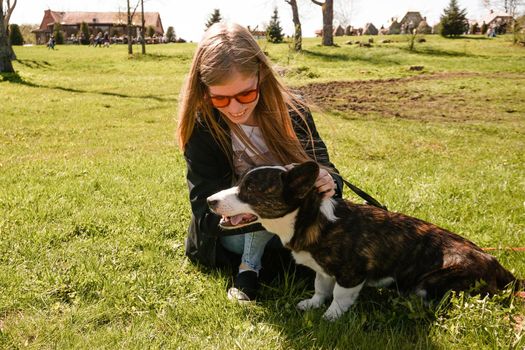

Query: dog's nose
207 198 218 209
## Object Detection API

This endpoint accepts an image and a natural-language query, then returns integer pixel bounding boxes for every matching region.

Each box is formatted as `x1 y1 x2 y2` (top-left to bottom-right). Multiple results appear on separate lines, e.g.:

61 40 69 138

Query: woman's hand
316 168 336 199
284 164 335 199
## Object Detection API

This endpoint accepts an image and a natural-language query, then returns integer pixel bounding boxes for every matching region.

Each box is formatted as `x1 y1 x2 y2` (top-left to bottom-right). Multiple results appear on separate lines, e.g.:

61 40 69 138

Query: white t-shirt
231 124 279 176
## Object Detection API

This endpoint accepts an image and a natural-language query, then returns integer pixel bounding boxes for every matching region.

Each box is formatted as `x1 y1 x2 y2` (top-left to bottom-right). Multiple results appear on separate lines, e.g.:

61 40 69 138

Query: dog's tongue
230 214 248 226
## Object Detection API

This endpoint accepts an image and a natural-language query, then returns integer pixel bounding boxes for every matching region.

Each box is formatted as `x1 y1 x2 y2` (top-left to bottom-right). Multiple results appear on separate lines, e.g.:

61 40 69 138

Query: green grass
1 35 524 349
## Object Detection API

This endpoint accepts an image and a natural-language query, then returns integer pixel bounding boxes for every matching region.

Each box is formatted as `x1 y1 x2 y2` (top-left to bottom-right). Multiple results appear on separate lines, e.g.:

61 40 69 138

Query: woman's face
207 70 259 126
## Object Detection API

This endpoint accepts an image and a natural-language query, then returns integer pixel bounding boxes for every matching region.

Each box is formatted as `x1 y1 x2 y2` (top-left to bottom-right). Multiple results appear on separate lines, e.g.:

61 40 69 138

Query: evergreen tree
205 9 222 29
9 24 24 45
440 0 469 37
53 23 64 44
79 22 90 45
166 26 176 42
266 7 284 43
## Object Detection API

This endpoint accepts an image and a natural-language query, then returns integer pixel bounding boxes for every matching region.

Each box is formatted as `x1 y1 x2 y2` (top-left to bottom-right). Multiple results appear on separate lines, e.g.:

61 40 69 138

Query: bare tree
311 0 334 46
0 0 17 73
126 0 140 55
482 0 524 16
334 0 354 28
140 0 146 54
285 0 302 51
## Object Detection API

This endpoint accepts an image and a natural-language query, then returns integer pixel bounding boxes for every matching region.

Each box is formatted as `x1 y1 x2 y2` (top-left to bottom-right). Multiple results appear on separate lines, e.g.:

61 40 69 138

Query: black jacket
183 107 342 268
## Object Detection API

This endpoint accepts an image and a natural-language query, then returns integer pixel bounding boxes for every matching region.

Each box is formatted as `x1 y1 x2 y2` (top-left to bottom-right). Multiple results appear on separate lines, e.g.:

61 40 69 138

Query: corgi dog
207 162 522 320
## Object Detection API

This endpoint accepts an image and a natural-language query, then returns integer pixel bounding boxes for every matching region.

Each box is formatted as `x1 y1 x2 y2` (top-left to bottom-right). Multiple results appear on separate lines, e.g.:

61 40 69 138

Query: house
416 18 432 34
399 11 424 34
32 9 164 45
362 23 378 35
481 9 513 34
387 18 401 34
247 26 266 40
333 25 345 36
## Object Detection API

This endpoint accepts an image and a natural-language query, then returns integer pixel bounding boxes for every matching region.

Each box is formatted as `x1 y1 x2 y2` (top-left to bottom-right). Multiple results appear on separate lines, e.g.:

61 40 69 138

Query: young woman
177 22 342 302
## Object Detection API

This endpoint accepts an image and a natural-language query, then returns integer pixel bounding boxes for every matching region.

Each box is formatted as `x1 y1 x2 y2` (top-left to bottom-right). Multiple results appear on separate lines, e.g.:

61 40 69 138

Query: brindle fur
208 162 523 318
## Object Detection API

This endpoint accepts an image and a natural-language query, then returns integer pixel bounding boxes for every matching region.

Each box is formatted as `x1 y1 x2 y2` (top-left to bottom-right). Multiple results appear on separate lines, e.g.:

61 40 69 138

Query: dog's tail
515 279 525 299
493 263 524 298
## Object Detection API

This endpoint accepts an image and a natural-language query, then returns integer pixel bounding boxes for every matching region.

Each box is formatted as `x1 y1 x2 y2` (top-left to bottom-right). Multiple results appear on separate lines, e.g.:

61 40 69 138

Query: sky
11 0 492 42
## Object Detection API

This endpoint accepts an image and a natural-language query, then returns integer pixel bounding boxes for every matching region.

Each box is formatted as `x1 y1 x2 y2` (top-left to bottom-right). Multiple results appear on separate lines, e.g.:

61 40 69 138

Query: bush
9 23 24 45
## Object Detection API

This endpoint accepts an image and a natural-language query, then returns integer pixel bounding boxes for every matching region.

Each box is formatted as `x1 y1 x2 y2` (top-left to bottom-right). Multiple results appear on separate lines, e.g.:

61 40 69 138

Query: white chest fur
292 251 329 276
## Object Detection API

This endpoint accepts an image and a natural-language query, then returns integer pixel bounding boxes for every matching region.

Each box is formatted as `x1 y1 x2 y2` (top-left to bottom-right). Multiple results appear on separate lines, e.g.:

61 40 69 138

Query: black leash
340 177 388 211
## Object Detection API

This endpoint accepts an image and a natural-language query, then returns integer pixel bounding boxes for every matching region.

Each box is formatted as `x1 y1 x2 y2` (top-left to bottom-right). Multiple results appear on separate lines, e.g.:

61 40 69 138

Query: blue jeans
220 230 274 272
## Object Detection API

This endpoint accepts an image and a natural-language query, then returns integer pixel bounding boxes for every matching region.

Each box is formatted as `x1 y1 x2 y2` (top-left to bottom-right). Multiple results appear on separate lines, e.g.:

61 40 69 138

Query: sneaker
227 270 258 303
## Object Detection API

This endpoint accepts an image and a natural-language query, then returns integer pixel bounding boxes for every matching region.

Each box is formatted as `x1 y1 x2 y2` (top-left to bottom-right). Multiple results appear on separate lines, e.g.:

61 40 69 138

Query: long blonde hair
177 22 311 166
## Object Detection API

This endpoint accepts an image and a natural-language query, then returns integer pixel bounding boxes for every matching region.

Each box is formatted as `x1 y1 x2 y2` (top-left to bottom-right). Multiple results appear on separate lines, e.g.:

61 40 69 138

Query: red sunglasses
208 72 260 108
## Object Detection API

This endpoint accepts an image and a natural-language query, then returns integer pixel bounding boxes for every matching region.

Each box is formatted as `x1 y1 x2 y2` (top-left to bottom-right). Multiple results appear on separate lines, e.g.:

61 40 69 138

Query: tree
126 0 140 55
140 0 146 54
19 24 37 44
285 0 302 51
1 0 17 72
9 23 22 45
79 22 89 45
53 23 64 44
334 0 354 28
311 0 334 46
166 26 176 42
205 9 222 29
480 21 488 34
147 25 155 37
482 0 524 17
440 0 469 37
469 22 480 34
266 7 284 43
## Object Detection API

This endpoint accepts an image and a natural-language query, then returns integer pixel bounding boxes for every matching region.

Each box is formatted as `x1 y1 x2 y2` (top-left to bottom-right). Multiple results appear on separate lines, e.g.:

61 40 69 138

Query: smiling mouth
229 110 246 118
219 213 258 229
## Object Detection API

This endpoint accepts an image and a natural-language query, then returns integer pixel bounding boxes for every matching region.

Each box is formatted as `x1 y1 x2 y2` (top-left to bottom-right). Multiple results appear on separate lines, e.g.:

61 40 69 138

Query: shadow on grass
259 285 440 349
129 52 191 63
407 47 480 58
302 48 351 61
187 240 439 348
16 59 52 69
0 71 171 102
302 49 402 66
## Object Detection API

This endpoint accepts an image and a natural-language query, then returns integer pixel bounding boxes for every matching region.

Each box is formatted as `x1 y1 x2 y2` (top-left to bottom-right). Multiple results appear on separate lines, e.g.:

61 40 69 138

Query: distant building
333 25 345 36
481 9 513 34
362 23 378 35
32 9 164 45
387 18 401 34
400 11 424 34
417 18 432 34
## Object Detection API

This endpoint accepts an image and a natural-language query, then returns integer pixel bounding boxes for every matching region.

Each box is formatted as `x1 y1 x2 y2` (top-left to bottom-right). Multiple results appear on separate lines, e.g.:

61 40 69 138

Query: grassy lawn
0 34 524 349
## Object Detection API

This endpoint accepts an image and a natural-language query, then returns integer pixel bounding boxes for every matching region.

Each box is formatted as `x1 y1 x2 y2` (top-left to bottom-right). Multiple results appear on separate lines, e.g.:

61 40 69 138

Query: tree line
1 0 524 73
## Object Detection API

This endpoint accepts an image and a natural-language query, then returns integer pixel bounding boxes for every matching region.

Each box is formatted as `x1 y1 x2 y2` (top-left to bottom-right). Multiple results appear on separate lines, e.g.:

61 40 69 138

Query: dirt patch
295 72 523 122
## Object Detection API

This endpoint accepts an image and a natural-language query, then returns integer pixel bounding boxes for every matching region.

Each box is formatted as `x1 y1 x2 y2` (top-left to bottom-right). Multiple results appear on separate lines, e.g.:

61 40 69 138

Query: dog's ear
282 161 319 199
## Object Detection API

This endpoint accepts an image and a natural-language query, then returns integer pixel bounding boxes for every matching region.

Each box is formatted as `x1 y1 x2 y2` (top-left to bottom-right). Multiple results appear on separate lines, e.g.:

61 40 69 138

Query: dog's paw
322 306 343 321
297 297 324 311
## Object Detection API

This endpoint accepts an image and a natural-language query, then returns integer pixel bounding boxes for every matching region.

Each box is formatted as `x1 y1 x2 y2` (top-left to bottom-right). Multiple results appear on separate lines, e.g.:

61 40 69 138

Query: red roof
39 10 164 33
